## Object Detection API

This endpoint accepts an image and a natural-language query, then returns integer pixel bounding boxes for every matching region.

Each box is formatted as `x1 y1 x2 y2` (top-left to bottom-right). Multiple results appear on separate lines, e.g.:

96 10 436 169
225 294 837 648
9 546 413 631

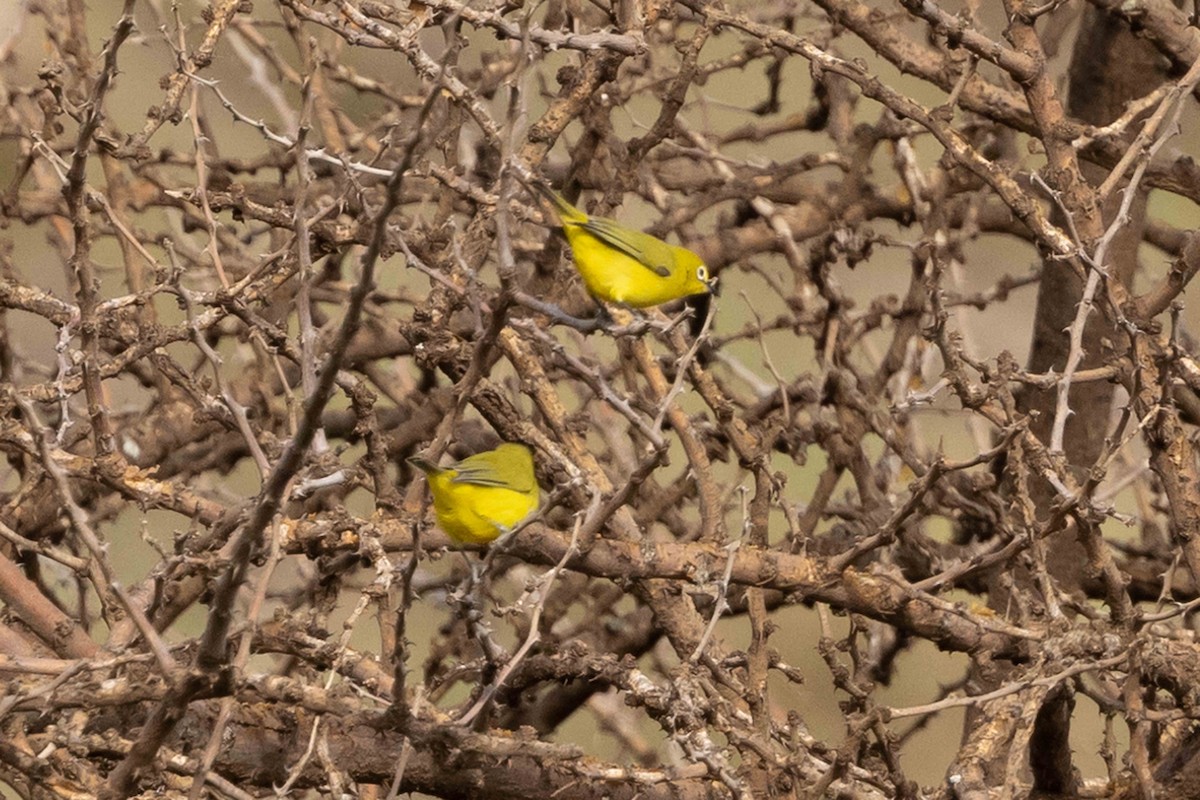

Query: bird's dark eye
697 265 709 282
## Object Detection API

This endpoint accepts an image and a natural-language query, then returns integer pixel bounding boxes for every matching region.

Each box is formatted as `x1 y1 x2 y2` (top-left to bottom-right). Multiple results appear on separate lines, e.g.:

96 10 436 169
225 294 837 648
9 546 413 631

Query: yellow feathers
409 443 540 546
532 184 713 308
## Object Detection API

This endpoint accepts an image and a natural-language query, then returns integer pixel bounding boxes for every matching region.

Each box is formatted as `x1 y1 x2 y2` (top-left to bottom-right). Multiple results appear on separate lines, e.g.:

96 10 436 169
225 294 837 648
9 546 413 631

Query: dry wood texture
1 0 1200 798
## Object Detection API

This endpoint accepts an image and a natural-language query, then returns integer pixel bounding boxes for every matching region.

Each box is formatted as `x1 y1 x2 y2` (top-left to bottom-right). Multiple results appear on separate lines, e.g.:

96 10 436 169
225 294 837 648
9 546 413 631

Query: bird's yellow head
674 248 714 298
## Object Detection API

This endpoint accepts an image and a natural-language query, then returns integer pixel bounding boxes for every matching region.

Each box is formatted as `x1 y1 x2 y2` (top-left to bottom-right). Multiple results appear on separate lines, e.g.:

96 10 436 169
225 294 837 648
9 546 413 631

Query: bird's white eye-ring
697 265 709 282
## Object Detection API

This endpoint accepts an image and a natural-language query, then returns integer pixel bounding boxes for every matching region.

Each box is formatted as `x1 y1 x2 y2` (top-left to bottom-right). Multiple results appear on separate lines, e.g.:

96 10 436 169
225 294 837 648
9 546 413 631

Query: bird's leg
444 551 478 606
473 524 517 583
462 551 483 589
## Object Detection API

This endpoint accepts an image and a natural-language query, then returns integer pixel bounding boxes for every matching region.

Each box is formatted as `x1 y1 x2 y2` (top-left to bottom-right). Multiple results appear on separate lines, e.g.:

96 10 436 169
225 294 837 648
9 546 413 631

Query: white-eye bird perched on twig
408 443 540 546
528 182 714 308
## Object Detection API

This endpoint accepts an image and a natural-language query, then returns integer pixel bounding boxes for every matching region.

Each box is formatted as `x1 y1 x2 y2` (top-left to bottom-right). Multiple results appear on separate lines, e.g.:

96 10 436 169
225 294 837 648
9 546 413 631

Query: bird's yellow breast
425 471 537 545
564 226 690 308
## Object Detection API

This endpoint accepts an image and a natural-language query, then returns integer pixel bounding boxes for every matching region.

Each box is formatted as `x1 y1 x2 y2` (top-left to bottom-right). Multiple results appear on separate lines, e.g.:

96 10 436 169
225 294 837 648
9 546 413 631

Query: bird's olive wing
450 467 509 488
580 217 673 278
452 447 536 492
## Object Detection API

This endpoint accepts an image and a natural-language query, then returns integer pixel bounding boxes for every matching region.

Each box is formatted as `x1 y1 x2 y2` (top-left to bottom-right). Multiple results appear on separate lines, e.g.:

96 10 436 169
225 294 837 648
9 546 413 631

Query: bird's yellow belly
565 228 678 308
429 479 536 545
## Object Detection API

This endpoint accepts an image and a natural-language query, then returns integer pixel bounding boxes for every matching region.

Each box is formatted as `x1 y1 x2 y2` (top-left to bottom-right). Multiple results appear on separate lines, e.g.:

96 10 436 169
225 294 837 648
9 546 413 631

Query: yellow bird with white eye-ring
408 443 540 546
530 183 714 308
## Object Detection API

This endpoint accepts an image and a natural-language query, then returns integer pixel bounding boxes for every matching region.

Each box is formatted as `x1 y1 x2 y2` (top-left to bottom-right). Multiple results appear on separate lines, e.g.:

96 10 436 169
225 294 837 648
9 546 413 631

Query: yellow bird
532 184 713 308
409 443 539 546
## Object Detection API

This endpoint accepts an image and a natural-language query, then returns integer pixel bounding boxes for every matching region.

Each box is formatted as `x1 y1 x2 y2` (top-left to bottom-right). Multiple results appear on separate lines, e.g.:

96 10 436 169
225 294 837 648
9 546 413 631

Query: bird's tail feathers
407 456 442 475
523 179 587 225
